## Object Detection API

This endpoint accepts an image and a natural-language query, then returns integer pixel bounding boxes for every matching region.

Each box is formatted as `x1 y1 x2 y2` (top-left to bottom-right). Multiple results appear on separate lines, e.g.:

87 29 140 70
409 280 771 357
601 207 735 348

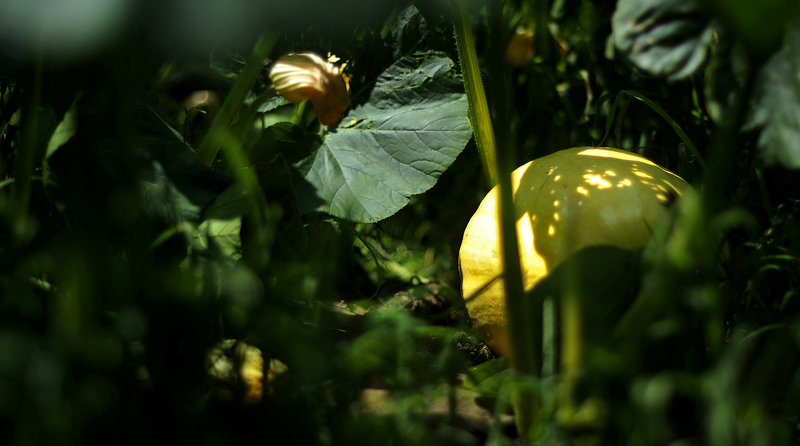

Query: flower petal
269 52 350 125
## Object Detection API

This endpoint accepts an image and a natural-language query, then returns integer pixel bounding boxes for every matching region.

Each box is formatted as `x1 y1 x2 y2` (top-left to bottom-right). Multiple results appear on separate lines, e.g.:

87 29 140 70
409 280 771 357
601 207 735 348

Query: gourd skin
459 147 689 356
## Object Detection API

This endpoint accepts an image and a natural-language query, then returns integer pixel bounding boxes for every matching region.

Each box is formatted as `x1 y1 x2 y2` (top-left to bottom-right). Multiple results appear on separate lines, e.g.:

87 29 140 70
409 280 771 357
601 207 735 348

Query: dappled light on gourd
459 147 689 356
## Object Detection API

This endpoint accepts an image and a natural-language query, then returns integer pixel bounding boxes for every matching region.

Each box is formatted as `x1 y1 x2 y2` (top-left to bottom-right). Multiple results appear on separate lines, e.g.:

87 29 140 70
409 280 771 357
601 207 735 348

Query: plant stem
533 0 551 61
197 34 276 166
452 4 498 186
13 46 43 241
453 1 540 437
556 200 582 422
559 287 581 417
291 100 308 127
211 128 275 270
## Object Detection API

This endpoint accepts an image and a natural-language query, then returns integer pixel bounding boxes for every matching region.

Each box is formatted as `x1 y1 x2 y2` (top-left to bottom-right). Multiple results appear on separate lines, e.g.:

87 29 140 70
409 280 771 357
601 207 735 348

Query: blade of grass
234 87 281 142
207 128 275 270
619 89 708 171
211 130 271 226
602 92 621 146
601 91 630 148
197 34 276 166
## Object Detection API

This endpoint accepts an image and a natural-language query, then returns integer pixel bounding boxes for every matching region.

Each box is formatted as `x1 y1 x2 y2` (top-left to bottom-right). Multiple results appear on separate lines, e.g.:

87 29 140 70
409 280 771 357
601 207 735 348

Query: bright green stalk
197 34 276 166
559 284 581 418
452 4 498 186
453 2 539 437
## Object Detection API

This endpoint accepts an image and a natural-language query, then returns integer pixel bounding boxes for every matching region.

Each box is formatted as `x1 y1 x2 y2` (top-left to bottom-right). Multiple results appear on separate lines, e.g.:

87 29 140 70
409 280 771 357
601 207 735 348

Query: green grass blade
619 89 708 171
197 35 276 166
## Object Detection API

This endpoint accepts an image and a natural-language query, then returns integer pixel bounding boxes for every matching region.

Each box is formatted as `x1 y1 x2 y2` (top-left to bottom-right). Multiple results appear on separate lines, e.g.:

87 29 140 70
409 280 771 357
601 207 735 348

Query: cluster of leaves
0 2 482 445
0 0 799 445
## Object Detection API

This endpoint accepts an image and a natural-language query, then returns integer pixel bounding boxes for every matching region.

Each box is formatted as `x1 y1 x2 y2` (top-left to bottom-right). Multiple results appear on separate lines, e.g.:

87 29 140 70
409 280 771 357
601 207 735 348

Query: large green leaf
746 21 800 169
293 52 472 223
612 0 713 81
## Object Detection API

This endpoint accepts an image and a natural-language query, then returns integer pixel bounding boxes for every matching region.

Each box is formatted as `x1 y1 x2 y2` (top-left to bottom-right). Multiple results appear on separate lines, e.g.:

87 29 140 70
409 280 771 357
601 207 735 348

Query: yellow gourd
459 147 689 356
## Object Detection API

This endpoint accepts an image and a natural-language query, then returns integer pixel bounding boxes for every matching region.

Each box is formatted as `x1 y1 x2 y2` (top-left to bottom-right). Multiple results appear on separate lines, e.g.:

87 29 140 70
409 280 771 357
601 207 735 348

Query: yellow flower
269 52 351 126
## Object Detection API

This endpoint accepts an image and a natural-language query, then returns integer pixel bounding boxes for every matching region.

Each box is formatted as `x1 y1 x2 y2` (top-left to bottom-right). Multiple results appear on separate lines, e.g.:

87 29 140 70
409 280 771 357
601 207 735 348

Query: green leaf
203 184 253 221
256 94 287 113
46 94 80 159
746 21 800 169
702 0 800 53
251 122 321 165
386 5 428 59
137 103 233 225
703 37 748 125
463 357 510 394
293 52 472 223
139 160 203 223
612 0 713 81
196 217 242 262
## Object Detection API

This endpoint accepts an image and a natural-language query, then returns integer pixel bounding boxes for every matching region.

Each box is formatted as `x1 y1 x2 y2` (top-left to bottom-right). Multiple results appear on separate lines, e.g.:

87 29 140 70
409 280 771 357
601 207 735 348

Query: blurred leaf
745 21 800 169
203 184 253 221
530 245 642 322
703 37 748 125
45 94 80 159
701 0 800 53
293 51 472 223
137 105 232 225
707 324 800 444
463 357 510 394
138 160 203 223
256 94 287 113
196 217 242 261
612 0 713 80
251 122 321 165
375 283 455 321
253 154 308 260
